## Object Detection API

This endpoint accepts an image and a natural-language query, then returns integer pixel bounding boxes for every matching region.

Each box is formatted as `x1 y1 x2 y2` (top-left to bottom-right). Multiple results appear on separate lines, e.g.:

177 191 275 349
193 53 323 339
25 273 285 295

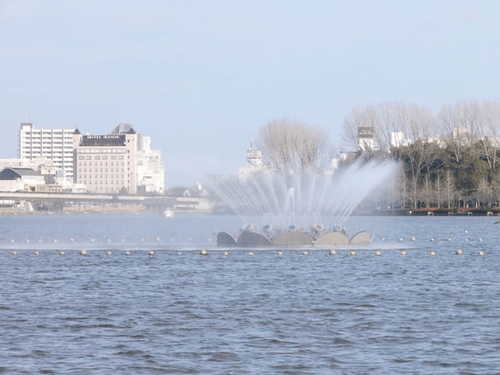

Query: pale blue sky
1 1 500 185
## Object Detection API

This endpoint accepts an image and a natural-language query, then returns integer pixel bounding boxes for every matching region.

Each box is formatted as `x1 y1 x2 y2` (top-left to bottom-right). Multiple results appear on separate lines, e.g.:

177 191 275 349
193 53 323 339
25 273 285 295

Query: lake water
0 214 499 374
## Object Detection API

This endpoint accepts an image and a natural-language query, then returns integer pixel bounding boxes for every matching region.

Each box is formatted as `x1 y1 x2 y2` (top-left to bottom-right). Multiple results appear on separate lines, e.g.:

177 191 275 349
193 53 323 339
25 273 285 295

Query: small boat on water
163 209 175 218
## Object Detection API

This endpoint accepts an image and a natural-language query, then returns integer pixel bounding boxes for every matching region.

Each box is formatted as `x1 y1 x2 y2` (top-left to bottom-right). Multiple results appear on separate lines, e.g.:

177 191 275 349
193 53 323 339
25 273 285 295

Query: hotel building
74 124 139 194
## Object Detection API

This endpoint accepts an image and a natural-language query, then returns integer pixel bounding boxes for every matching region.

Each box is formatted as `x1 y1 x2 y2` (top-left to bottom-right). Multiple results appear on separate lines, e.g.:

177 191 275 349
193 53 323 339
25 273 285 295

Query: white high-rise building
18 123 76 179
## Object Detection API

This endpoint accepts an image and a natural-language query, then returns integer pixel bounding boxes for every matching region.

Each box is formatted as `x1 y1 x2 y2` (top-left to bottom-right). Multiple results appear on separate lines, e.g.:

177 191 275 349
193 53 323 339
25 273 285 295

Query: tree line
342 101 500 210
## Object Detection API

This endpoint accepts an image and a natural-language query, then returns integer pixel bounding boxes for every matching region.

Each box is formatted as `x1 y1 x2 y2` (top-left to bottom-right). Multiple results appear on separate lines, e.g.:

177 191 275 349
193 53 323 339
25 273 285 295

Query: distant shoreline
357 209 500 217
0 209 499 217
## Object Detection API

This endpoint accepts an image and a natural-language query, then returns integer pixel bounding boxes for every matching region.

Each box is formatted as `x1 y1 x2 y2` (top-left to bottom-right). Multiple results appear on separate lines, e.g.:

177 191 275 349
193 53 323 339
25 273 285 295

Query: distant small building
0 168 46 192
136 135 165 194
452 127 470 139
357 127 379 152
390 131 409 148
238 144 265 181
0 158 56 175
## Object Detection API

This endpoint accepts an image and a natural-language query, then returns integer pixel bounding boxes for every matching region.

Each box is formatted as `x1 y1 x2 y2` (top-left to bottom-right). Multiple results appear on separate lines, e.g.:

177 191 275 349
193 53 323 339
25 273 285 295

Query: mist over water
208 159 398 230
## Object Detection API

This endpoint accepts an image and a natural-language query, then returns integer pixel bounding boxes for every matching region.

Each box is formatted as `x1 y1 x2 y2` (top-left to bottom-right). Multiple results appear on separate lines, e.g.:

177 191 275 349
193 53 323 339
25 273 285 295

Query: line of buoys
1 249 490 258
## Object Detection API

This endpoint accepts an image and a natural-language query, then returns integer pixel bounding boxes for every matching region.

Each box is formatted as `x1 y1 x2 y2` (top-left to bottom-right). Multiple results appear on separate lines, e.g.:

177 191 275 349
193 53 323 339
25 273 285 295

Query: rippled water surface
1 214 500 374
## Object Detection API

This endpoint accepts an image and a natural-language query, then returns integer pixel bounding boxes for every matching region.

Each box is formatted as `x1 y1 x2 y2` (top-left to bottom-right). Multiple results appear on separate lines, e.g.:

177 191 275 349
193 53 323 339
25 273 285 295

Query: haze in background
1 0 500 185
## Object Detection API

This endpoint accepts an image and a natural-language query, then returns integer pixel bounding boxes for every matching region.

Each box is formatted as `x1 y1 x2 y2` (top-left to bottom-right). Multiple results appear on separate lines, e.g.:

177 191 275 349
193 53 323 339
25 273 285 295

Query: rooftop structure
111 123 136 134
0 167 46 192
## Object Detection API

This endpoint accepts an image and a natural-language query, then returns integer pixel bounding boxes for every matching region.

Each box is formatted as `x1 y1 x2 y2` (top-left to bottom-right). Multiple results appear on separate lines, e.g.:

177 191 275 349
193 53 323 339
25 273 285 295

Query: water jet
210 159 396 248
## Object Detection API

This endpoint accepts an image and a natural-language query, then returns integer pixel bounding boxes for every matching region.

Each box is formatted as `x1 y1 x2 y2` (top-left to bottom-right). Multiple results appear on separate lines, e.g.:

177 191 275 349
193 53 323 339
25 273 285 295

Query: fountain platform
217 230 372 248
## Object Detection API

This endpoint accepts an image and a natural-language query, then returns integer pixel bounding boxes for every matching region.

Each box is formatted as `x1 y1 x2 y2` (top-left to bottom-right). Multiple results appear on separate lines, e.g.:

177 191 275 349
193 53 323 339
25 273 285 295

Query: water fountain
209 158 398 248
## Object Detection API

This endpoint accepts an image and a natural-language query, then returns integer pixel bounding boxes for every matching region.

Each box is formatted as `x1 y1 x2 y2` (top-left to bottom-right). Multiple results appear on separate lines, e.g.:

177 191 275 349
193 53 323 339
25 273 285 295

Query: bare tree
257 119 328 170
438 101 482 164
